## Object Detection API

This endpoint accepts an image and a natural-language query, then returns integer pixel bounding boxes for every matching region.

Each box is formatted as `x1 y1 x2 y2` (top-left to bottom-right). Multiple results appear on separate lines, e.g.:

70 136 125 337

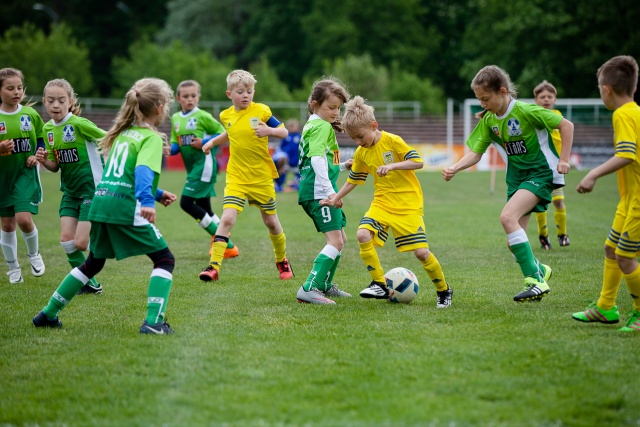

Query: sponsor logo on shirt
507 118 522 136
503 140 527 156
56 148 79 163
20 115 32 131
12 138 31 154
179 134 196 146
62 125 76 143
174 122 180 133
0 122 6 134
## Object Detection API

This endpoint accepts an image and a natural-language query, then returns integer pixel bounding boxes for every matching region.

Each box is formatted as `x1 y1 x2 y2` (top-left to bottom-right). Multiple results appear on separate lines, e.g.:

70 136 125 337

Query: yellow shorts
606 197 640 258
358 205 429 253
223 180 277 214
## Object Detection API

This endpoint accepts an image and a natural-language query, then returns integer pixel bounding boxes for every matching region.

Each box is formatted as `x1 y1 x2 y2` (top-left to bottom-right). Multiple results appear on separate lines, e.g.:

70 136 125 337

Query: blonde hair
0 67 33 107
598 55 639 97
176 80 201 96
533 80 557 98
307 76 350 132
99 78 174 154
226 70 256 90
342 96 376 132
43 79 82 116
471 65 517 118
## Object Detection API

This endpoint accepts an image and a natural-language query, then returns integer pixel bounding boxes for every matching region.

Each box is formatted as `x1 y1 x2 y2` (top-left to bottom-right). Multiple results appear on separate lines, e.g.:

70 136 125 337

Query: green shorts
0 200 38 217
299 200 347 233
59 195 93 221
506 168 555 213
182 179 215 199
0 172 41 216
89 221 168 260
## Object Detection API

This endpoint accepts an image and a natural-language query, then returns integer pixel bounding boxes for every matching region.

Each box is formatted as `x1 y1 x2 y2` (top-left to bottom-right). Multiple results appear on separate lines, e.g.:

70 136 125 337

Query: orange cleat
276 258 294 280
199 265 219 282
223 245 239 259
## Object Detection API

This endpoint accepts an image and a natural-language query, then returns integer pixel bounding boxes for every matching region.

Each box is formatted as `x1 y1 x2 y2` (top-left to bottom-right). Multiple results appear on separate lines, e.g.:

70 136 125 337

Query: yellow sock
269 232 287 263
358 240 385 283
554 207 567 236
623 265 640 311
420 252 448 292
209 240 226 269
535 212 548 237
597 257 623 310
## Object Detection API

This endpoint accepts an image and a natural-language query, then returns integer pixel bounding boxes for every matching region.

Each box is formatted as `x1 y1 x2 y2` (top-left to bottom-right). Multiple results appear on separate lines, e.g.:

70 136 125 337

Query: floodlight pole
33 3 60 24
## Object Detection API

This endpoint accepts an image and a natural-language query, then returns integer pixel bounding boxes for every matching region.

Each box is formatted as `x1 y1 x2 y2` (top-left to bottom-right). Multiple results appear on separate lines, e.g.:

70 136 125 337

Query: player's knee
414 248 430 261
148 247 175 273
356 228 373 243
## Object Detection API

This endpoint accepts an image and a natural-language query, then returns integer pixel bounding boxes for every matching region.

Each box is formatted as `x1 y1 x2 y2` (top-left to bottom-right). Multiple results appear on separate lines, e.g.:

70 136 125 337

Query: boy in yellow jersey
533 81 570 249
573 55 640 331
199 70 293 282
321 96 452 307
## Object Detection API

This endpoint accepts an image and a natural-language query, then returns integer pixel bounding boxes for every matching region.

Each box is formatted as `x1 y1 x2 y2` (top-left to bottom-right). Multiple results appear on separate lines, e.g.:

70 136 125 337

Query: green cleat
540 263 552 283
572 302 620 324
619 310 640 332
514 277 550 302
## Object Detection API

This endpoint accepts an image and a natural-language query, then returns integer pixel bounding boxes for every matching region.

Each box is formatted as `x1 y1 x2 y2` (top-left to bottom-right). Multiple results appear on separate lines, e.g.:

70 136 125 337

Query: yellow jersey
612 102 640 200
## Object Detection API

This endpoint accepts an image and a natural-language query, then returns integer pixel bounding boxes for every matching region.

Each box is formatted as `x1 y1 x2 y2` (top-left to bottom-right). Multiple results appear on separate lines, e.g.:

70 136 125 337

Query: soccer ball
385 267 419 304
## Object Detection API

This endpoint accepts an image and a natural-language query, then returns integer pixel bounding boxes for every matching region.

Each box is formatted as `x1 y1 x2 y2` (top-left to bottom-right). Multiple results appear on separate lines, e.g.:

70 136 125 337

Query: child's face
226 84 255 110
474 86 509 115
313 94 343 124
43 85 72 122
346 122 378 148
176 85 200 112
534 89 556 110
0 76 24 110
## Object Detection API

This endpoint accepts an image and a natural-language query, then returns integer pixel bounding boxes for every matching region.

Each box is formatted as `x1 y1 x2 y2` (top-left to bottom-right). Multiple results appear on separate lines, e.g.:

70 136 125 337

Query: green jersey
170 107 225 184
467 100 564 186
44 113 106 198
298 115 341 202
89 126 163 226
0 104 44 207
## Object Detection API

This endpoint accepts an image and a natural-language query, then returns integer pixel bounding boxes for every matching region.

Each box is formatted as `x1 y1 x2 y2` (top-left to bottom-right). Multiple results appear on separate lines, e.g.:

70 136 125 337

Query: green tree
0 23 93 98
389 63 445 114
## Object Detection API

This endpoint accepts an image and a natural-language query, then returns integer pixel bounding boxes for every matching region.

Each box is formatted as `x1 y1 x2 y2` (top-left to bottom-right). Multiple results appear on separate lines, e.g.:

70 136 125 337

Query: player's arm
576 156 632 194
377 159 423 177
134 165 159 223
202 132 229 155
442 151 483 181
256 116 288 139
35 147 59 172
320 181 357 208
556 118 574 174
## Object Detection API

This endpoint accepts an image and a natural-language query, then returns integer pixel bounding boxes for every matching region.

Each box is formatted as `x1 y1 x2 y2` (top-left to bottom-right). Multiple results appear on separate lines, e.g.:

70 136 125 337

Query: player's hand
376 164 392 176
0 139 14 155
26 155 38 168
320 194 341 208
557 160 570 174
576 175 596 194
162 144 171 157
343 159 353 170
202 141 213 155
158 191 177 207
140 206 156 223
442 167 456 181
35 147 47 163
254 121 270 138
190 137 203 149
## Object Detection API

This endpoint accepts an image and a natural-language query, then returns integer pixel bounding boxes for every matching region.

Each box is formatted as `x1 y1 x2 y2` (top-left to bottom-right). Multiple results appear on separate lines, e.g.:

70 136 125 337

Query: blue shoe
33 311 62 328
140 320 174 335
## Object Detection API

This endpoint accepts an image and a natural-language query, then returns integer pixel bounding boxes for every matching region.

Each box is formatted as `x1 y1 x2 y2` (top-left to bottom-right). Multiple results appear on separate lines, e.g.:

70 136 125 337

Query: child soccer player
321 96 453 308
0 67 46 284
169 80 239 259
273 118 302 192
572 55 640 332
296 77 352 304
199 70 293 282
533 80 570 249
36 78 105 295
33 78 178 335
442 65 573 302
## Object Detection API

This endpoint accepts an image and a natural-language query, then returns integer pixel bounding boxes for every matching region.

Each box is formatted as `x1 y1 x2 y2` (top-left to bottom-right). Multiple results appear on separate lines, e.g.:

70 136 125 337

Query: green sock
510 241 542 281
325 253 341 288
146 270 173 325
66 249 100 288
303 246 339 292
204 221 234 249
42 269 88 319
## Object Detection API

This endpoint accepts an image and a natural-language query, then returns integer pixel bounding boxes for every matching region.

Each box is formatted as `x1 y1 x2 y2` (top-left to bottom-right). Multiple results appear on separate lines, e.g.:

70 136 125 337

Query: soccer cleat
360 281 390 299
436 285 453 308
558 234 570 247
199 265 219 282
513 277 550 302
619 310 640 332
7 268 24 284
276 258 294 280
540 263 552 283
572 302 619 324
140 320 174 335
297 286 336 304
28 253 45 277
77 283 103 295
539 235 552 250
224 244 240 259
324 283 352 297
32 311 62 328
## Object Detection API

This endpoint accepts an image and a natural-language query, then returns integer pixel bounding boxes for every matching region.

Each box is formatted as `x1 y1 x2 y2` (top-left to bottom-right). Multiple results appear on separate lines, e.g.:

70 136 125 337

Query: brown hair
533 80 557 98
597 55 639 97
0 67 35 107
99 78 174 154
342 96 375 133
43 79 82 116
307 76 350 132
176 80 201 96
471 65 517 118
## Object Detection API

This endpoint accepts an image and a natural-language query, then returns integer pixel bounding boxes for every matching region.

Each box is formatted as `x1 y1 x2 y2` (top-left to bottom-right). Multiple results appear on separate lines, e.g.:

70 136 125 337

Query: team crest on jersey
507 118 522 136
0 122 6 134
186 117 197 130
62 125 76 143
47 132 55 145
174 122 180 132
20 115 32 131
492 126 501 137
383 151 395 164
250 117 259 129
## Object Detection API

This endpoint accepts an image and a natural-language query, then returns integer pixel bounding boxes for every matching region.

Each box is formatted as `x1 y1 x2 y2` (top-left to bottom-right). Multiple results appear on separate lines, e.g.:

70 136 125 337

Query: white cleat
28 253 45 277
297 286 336 304
7 268 24 284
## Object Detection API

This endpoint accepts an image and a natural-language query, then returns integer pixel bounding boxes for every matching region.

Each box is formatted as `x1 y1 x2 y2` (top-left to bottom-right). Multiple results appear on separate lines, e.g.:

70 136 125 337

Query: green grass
2 168 639 427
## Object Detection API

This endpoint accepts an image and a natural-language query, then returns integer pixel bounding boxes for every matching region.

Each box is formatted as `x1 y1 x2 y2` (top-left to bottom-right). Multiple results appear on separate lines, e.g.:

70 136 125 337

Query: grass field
1 168 639 427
